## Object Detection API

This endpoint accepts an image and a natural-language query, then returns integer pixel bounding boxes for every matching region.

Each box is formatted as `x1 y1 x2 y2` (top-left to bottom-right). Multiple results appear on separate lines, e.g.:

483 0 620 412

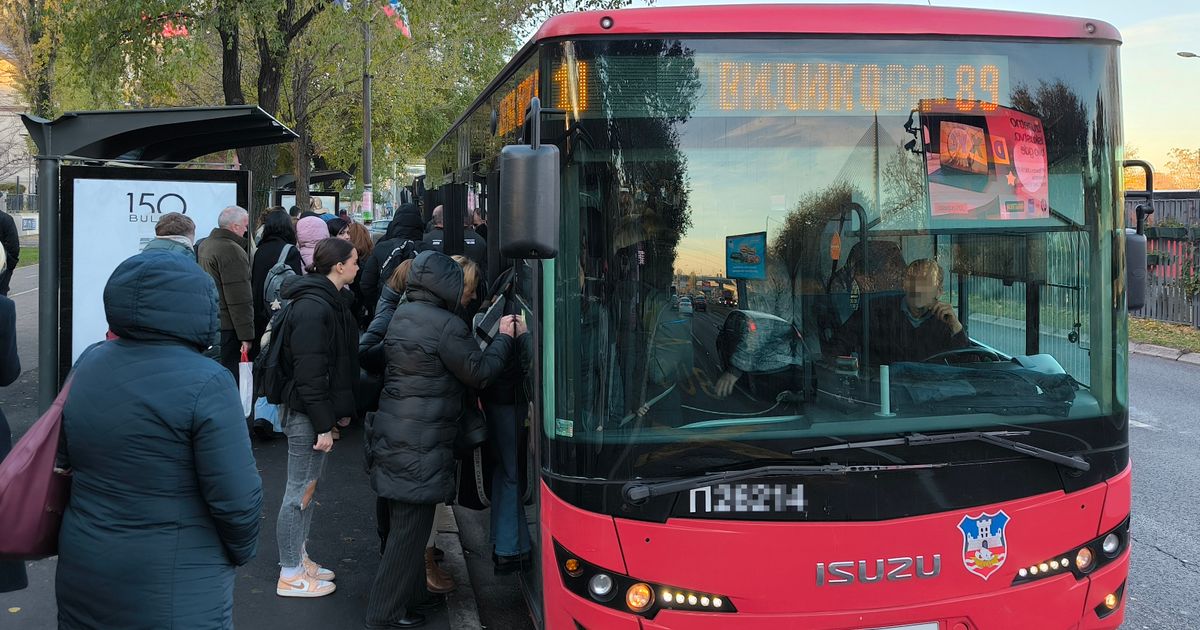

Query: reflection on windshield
547 37 1121 479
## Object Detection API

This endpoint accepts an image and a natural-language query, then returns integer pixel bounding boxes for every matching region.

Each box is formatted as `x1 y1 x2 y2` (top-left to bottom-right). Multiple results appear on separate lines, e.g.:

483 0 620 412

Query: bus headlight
555 541 735 618
589 573 615 601
1011 518 1129 586
1101 532 1121 557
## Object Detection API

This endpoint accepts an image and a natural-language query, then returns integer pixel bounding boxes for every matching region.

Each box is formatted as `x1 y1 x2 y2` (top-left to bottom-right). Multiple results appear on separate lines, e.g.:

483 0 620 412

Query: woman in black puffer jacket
364 250 519 629
273 238 359 599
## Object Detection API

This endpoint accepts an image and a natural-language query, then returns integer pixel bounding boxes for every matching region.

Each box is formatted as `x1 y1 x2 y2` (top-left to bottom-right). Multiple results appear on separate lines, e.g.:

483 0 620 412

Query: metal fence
1125 192 1200 327
2 193 35 214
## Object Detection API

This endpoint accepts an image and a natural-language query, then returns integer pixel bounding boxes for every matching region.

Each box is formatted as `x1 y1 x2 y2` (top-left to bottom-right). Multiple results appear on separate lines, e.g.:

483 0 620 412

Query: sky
629 0 1200 169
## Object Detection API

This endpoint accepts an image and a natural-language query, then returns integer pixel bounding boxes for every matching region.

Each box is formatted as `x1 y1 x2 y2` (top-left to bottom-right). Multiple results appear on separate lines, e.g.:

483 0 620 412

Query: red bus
427 5 1131 628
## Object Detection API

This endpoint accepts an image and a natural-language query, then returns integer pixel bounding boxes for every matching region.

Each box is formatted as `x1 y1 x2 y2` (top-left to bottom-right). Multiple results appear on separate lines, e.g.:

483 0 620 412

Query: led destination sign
544 53 1009 119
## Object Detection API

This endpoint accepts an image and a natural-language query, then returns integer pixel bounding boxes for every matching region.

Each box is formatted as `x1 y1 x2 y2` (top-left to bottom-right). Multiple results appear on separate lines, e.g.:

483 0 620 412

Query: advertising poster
279 193 339 214
726 232 767 280
61 167 248 367
921 101 1049 225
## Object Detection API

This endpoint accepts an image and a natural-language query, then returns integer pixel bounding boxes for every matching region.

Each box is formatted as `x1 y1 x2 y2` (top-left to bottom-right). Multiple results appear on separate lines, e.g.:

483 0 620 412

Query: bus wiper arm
793 430 1090 472
622 462 948 503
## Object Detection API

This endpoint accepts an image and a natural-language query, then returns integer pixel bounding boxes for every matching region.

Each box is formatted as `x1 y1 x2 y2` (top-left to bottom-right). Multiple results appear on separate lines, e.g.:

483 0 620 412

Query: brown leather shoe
425 548 455 593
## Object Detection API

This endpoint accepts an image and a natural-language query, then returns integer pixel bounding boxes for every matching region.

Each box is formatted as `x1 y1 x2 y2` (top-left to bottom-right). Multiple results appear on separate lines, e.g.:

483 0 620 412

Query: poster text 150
127 192 188 216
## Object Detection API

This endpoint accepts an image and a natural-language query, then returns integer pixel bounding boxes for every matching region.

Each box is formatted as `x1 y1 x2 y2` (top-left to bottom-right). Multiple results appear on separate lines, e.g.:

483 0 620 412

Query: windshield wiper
623 462 949 503
792 430 1090 472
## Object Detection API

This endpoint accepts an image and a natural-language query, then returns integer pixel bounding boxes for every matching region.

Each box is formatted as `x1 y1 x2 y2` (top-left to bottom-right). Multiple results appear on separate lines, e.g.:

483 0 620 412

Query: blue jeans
276 409 327 568
485 402 530 557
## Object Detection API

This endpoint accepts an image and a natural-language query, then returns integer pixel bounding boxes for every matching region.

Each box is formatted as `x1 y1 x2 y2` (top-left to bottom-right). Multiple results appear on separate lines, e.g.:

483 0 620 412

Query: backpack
263 244 298 314
254 295 313 404
378 240 416 288
472 266 518 350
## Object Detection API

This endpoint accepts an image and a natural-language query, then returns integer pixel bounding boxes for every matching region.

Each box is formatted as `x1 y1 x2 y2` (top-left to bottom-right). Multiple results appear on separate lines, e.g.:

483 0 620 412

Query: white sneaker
276 574 336 598
303 555 336 581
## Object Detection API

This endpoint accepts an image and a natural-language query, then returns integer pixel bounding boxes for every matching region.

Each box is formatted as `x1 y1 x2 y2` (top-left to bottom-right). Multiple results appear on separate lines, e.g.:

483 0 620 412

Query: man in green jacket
199 205 254 378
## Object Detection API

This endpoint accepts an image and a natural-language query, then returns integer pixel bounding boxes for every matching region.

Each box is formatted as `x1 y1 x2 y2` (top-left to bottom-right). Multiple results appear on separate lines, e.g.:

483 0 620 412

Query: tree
0 0 60 117
1163 147 1200 190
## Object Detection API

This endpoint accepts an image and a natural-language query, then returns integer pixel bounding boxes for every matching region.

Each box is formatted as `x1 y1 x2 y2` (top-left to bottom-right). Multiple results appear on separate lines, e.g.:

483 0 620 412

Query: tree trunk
291 56 314 212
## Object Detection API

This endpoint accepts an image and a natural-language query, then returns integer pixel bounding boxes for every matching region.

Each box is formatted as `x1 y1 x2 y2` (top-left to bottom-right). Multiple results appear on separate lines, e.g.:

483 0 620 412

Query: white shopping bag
238 350 253 417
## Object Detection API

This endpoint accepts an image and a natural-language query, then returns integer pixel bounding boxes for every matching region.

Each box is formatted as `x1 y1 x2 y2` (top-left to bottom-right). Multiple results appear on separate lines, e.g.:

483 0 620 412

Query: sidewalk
1129 342 1200 365
0 426 480 630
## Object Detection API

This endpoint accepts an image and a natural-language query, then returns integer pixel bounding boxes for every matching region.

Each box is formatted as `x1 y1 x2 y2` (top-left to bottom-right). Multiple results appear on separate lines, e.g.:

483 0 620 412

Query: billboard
725 232 767 280
59 166 250 373
921 101 1049 226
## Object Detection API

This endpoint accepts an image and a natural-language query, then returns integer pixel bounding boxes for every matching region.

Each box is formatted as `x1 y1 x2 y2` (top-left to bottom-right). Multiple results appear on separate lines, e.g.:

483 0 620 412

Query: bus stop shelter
22 105 297 409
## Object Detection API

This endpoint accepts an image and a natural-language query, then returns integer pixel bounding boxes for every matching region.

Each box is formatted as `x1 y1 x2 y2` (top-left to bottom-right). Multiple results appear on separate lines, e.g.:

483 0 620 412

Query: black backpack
254 295 314 404
378 240 417 287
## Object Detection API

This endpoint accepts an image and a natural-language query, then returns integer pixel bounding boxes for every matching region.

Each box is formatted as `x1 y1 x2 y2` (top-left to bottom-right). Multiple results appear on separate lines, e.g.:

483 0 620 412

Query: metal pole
36 153 60 411
362 19 373 215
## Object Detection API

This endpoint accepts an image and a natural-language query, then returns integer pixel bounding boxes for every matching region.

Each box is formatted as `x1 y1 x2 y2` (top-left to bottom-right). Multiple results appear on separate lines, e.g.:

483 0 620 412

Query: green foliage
1177 253 1200 302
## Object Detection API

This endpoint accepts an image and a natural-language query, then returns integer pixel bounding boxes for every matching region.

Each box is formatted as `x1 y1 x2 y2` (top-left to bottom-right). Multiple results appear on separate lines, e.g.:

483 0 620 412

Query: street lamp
1179 51 1199 58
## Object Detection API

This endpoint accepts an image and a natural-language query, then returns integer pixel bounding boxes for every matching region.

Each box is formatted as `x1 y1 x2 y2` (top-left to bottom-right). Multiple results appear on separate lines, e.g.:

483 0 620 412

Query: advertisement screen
279 193 339 214
61 167 249 370
922 101 1049 225
726 232 767 280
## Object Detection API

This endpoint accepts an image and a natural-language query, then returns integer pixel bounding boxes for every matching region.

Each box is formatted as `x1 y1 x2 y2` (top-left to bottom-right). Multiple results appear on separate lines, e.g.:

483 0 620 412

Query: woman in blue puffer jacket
55 250 263 630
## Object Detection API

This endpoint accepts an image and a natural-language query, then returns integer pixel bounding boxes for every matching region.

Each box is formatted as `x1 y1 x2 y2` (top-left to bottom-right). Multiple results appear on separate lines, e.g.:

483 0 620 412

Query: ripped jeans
276 408 328 569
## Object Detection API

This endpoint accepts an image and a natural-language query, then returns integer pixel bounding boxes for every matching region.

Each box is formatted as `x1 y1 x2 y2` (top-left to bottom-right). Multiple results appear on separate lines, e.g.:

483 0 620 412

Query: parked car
678 296 693 315
368 218 391 242
693 294 708 312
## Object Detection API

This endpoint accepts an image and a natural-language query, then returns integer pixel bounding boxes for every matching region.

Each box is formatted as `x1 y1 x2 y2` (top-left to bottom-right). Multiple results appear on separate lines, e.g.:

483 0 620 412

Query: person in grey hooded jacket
55 250 263 630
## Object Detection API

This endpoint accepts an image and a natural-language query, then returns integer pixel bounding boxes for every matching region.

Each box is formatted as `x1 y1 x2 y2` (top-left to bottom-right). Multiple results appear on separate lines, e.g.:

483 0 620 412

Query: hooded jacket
296 216 329 270
367 251 515 504
279 273 359 434
360 203 424 315
57 251 263 630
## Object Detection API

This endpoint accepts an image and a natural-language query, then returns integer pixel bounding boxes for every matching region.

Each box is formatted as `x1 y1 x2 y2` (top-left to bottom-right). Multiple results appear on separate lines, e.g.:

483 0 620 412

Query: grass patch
16 247 38 268
1129 317 1200 354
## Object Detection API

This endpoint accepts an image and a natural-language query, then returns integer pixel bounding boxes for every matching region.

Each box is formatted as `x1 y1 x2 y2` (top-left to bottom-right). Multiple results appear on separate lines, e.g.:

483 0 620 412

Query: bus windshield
543 36 1125 482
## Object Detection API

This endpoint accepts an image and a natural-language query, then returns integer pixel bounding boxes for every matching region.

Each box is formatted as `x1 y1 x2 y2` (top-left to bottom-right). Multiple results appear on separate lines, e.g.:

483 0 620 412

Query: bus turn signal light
565 558 582 577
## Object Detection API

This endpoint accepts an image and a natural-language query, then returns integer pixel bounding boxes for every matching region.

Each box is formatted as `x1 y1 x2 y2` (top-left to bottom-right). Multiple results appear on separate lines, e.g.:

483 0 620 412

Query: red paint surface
534 5 1121 44
539 464 1131 629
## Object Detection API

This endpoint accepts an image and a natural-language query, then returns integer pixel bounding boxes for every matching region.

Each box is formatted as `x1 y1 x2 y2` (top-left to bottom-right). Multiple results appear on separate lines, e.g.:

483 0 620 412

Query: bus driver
831 258 968 365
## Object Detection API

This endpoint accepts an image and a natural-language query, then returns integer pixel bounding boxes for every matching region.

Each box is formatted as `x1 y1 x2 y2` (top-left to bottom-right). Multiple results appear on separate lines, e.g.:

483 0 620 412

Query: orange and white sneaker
303 556 336 581
276 573 336 598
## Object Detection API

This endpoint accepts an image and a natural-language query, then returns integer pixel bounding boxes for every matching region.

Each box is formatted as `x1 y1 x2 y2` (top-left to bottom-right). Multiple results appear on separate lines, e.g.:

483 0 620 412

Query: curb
437 505 483 630
1129 343 1200 364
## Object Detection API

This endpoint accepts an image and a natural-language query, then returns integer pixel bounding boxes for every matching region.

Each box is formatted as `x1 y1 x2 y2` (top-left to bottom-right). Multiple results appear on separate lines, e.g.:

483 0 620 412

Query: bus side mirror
1126 228 1147 311
499 143 560 259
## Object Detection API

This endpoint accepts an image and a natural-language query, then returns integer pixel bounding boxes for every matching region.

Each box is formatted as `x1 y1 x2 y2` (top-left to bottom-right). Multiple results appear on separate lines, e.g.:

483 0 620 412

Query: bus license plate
864 624 939 630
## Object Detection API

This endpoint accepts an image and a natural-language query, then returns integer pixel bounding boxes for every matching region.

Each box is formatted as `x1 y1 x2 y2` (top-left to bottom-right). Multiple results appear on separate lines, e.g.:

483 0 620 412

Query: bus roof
533 4 1120 43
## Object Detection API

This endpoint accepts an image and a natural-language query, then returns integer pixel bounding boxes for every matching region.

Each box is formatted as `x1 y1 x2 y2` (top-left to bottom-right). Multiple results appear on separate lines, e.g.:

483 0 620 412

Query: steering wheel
923 347 1005 364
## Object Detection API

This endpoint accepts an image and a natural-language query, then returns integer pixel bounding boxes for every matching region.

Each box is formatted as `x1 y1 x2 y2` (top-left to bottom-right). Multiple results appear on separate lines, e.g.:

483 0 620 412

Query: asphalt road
1 267 1195 628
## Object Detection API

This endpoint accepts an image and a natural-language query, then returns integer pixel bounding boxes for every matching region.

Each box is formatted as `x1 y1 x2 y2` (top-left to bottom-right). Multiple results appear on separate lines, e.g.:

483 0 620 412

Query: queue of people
0 203 533 630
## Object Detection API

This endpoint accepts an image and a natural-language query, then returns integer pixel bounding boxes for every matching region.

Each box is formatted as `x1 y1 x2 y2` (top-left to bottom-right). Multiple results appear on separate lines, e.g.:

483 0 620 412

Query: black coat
0 295 26 593
361 204 424 318
831 293 968 365
280 274 359 434
359 285 403 374
251 236 303 343
0 211 19 296
367 251 514 504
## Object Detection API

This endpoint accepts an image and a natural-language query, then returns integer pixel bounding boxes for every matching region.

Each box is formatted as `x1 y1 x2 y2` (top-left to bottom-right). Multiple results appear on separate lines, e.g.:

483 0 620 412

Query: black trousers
366 500 436 626
219 328 243 380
